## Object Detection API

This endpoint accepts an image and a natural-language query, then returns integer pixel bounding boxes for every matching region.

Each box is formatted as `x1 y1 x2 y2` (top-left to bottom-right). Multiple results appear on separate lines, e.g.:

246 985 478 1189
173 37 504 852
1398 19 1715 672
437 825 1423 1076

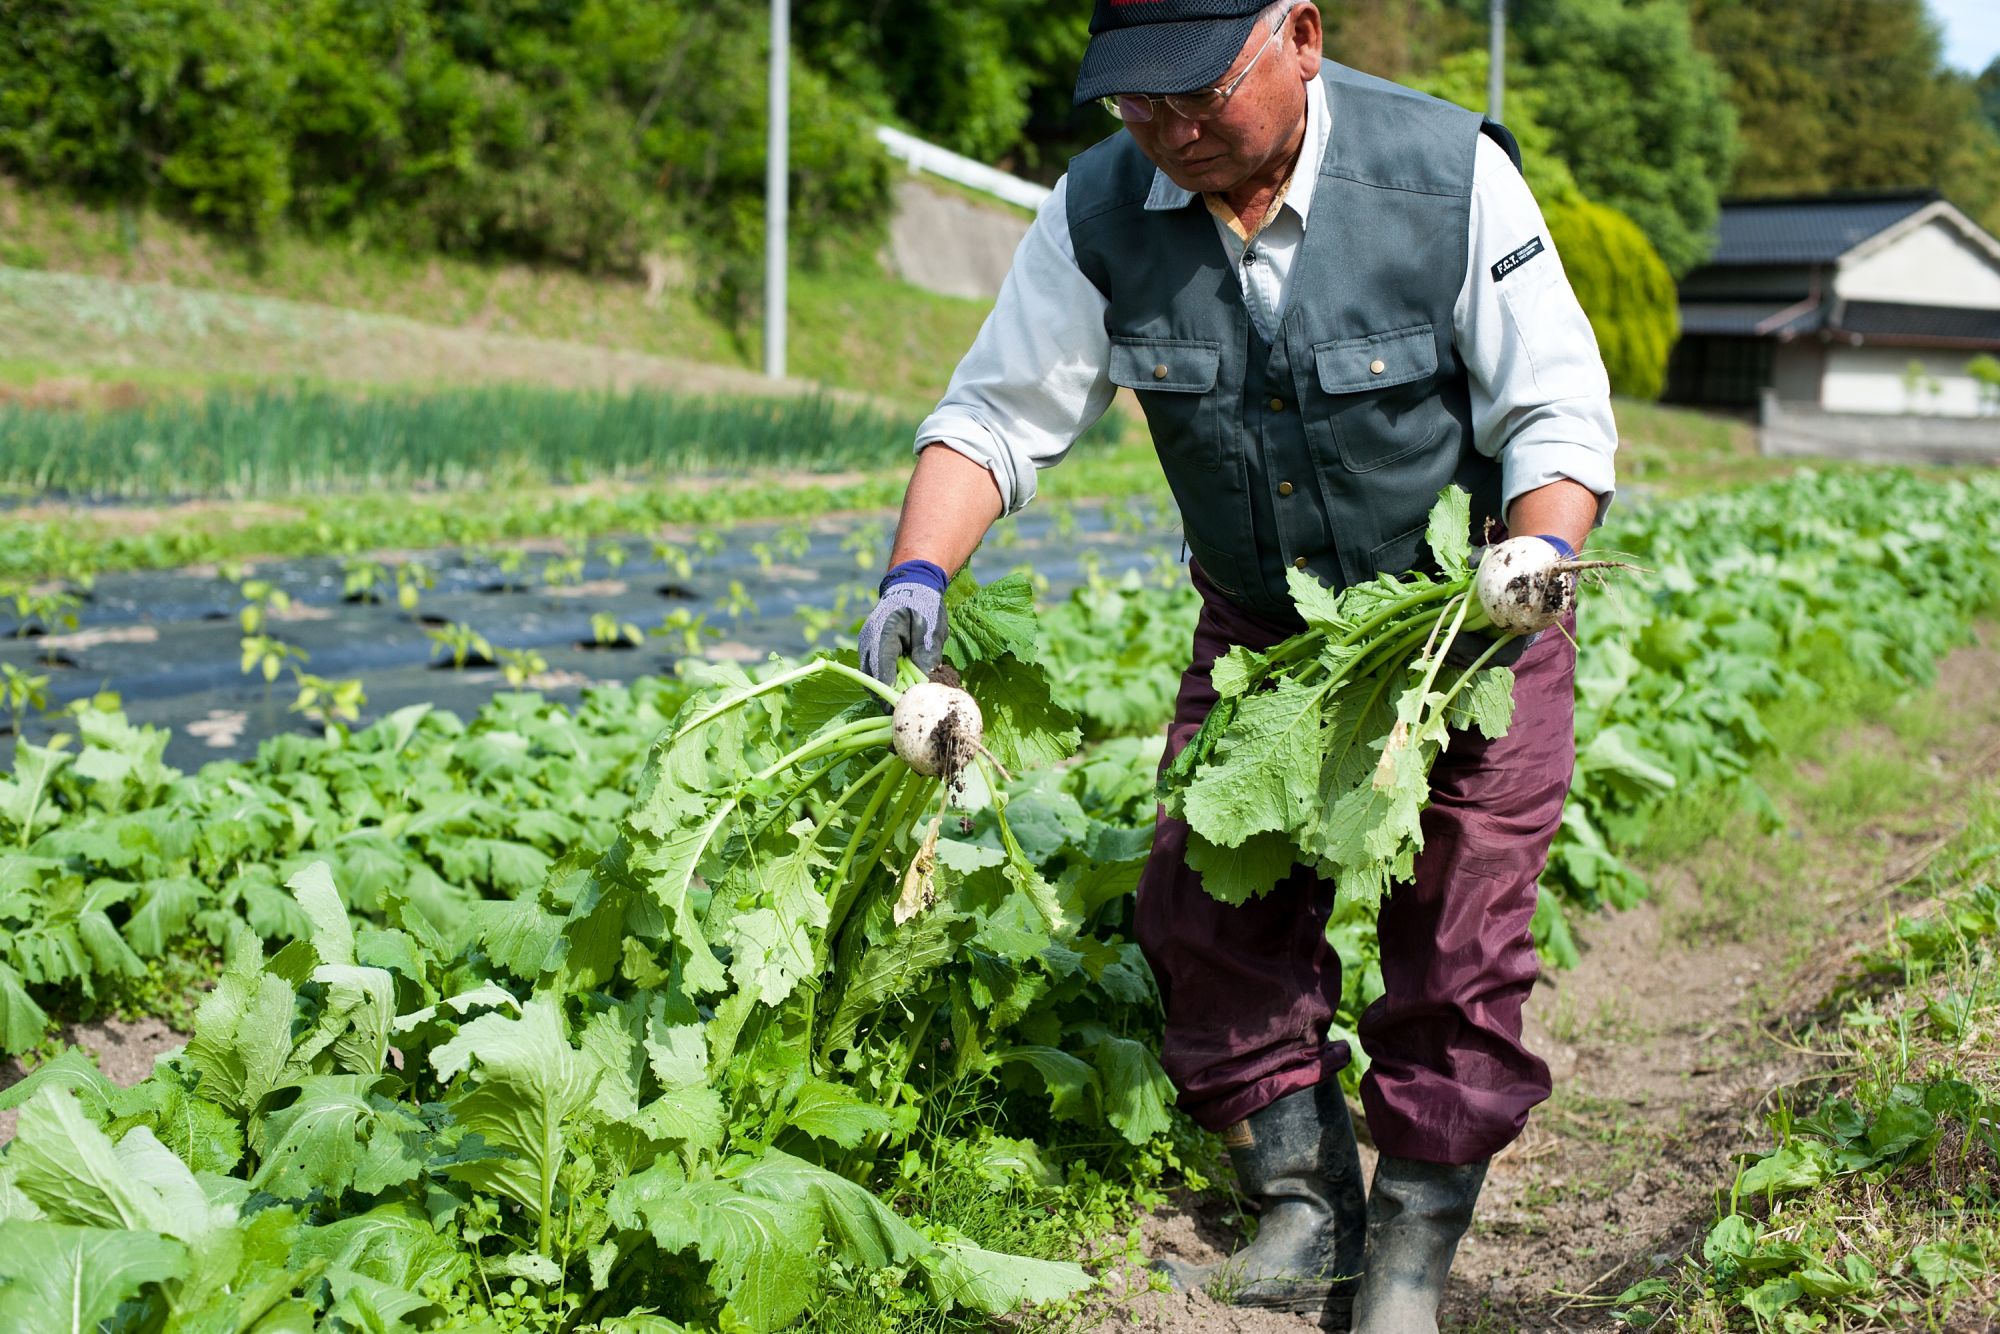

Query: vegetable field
2 467 2000 1331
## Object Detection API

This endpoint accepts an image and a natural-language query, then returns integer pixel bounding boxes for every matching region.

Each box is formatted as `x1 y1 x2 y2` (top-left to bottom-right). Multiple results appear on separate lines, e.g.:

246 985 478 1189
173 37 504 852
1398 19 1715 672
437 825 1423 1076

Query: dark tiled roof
1709 193 1937 266
1835 301 2000 346
1680 302 1825 337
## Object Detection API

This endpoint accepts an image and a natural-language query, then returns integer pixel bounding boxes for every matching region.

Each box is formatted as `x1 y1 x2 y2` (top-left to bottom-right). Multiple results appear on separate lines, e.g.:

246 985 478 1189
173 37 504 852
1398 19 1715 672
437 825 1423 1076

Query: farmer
859 2 1615 1329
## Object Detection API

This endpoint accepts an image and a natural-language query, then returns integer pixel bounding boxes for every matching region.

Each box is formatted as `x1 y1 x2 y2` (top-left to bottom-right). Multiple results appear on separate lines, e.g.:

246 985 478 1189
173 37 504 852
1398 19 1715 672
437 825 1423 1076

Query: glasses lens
1165 89 1227 121
1104 94 1154 122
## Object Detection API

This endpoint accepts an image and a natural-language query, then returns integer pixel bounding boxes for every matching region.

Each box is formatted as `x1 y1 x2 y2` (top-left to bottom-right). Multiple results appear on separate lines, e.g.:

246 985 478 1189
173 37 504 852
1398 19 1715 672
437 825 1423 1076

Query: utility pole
1487 0 1505 124
765 0 789 379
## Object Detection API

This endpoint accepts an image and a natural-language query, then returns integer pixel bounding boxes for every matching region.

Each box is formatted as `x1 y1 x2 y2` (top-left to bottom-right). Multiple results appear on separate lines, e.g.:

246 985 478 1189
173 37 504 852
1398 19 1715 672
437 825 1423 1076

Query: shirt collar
1142 73 1329 224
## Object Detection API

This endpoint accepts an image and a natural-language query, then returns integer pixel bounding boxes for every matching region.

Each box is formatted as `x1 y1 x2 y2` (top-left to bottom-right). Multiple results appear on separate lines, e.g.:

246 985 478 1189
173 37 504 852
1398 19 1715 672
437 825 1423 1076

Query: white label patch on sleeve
1490 235 1546 283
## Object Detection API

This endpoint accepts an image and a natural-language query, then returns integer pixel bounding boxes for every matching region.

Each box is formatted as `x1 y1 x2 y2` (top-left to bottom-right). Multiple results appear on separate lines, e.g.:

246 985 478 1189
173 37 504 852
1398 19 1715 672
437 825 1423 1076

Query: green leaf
1445 666 1516 740
1089 1035 1176 1145
944 572 1040 667
821 911 959 1058
9 1090 226 1241
472 895 569 980
960 655 1081 774
782 1080 898 1148
0 1047 115 1120
431 997 596 1240
287 860 353 966
608 1165 822 1333
0 961 50 1056
1740 1275 1803 1319
1209 646 1268 700
297 963 397 1076
922 1238 1092 1314
732 1148 932 1270
290 1202 468 1320
997 1046 1099 1124
1736 1140 1835 1198
250 1076 425 1202
184 929 299 1117
1180 678 1324 844
0 1220 188 1333
1425 484 1474 577
1184 829 1296 906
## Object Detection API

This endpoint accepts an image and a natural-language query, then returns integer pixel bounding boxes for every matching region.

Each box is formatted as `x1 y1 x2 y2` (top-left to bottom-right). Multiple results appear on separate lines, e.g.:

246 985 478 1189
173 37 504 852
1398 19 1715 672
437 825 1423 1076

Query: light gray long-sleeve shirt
913 74 1618 525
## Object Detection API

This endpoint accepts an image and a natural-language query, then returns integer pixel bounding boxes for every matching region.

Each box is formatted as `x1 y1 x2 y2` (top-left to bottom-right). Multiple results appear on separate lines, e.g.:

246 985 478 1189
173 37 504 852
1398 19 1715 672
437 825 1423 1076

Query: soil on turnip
1089 626 2000 1333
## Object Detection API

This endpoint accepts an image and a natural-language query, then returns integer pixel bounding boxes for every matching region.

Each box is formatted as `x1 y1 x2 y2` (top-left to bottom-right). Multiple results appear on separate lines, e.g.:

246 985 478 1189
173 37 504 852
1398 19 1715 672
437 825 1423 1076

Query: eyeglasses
1100 3 1297 123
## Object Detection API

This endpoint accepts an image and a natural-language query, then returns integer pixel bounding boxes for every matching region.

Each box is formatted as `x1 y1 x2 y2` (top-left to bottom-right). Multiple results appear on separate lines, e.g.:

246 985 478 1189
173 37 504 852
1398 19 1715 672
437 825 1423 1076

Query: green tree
1979 57 2000 137
795 0 1093 169
1508 0 1737 277
1691 0 2000 230
0 0 891 280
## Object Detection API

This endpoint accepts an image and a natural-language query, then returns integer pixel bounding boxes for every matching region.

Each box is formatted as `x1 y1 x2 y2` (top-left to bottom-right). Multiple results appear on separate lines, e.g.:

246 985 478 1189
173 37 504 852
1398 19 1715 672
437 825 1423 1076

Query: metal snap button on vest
1293 556 1309 570
1153 364 1169 380
1370 358 1386 375
1278 481 1295 496
1268 397 1284 411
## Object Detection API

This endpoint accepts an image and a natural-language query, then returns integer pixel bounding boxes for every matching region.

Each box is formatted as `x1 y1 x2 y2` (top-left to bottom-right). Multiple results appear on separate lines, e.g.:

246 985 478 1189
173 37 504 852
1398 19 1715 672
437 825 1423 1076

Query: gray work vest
1066 62 1514 619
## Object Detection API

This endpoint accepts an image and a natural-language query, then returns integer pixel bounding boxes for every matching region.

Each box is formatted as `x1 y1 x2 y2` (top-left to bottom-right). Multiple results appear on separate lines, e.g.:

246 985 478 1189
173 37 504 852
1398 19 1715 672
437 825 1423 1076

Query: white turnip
891 681 985 779
1475 536 1577 635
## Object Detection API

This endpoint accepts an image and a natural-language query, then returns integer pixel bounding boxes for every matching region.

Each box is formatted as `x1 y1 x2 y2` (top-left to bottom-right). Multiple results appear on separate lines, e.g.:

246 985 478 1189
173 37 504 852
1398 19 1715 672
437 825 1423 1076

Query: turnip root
891 681 984 779
1475 536 1578 635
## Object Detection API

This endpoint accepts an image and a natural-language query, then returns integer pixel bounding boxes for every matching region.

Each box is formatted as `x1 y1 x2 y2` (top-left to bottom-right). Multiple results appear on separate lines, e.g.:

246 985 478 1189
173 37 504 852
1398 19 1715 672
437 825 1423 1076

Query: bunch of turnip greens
1156 487 1564 908
0 575 1185 1331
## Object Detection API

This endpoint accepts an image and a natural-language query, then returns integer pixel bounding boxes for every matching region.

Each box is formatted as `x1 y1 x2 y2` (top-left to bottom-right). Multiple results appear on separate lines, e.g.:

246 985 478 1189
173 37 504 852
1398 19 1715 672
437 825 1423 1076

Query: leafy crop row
0 387 922 501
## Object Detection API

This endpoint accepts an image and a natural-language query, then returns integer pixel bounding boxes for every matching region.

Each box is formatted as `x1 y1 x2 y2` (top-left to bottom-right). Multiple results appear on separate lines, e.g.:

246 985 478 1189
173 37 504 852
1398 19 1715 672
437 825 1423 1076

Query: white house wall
1821 345 1987 416
1835 218 2000 309
1771 342 1824 402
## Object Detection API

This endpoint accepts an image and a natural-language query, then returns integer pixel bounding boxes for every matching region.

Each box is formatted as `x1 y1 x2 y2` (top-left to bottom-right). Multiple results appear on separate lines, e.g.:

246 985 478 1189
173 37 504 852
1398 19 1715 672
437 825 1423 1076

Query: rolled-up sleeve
1456 135 1619 526
913 176 1117 516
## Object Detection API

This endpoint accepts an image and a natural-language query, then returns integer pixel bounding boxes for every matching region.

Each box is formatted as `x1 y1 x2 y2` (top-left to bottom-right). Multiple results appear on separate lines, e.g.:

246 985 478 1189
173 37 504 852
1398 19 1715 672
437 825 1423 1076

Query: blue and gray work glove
859 559 949 685
1443 534 1574 671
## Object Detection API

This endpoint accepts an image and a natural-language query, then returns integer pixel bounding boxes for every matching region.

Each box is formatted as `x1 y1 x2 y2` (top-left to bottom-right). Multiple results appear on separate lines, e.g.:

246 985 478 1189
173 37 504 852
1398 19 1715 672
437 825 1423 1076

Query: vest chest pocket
1108 336 1222 471
1312 324 1447 473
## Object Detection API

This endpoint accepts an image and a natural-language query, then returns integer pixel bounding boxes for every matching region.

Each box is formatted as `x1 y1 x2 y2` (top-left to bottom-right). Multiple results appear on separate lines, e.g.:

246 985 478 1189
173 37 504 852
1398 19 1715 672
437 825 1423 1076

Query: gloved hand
1444 534 1574 671
859 559 949 685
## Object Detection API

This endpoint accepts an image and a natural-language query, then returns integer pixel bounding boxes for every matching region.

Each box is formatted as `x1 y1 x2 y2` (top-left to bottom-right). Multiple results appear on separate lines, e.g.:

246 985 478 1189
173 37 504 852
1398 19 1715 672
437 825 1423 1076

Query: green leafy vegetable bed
2 468 1999 1329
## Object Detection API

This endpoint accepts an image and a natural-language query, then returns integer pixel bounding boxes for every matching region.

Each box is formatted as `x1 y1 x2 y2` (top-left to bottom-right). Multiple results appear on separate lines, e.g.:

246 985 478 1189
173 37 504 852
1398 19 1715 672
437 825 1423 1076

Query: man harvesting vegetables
861 1 1616 1328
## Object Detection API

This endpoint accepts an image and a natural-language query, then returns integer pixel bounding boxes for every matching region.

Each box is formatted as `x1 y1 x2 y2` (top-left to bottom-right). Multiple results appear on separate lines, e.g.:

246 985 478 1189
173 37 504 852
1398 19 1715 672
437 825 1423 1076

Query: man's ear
1290 4 1324 78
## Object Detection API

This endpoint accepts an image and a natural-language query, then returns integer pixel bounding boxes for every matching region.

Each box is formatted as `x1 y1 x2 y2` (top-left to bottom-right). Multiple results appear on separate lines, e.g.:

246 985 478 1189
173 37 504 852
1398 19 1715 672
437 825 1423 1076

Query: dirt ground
0 1014 184 1144
1096 628 2000 1334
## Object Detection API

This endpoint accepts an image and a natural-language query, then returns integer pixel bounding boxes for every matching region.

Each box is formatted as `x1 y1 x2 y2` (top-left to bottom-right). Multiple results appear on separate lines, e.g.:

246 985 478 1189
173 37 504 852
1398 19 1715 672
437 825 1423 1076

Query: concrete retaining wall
885 178 1033 302
1761 392 2000 466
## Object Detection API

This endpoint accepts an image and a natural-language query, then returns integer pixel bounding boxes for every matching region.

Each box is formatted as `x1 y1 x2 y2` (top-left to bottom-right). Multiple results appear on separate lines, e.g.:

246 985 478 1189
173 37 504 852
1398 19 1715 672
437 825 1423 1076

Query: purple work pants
1134 563 1573 1165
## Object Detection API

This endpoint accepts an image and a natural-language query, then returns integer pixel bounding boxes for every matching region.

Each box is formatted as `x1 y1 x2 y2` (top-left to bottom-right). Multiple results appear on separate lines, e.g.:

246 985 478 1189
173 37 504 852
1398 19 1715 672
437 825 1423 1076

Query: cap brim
1073 14 1264 105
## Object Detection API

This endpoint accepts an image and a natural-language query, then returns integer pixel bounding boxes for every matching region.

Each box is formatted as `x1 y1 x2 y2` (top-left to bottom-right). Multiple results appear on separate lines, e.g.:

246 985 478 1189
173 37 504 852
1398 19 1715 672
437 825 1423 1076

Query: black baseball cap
1074 0 1276 105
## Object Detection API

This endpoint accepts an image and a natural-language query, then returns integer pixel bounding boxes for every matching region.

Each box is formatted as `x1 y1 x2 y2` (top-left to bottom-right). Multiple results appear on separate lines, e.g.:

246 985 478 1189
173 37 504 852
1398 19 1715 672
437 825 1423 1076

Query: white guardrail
874 125 1052 213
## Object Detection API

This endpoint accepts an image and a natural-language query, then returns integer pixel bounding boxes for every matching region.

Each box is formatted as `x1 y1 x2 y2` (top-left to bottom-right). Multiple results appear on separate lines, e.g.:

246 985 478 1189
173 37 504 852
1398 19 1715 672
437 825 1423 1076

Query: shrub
1545 196 1679 401
0 0 891 277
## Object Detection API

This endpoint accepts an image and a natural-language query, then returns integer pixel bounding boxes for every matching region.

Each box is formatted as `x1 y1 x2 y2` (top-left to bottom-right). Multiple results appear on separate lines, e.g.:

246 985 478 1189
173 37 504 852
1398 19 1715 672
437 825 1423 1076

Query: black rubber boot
1350 1155 1489 1334
1155 1081 1367 1322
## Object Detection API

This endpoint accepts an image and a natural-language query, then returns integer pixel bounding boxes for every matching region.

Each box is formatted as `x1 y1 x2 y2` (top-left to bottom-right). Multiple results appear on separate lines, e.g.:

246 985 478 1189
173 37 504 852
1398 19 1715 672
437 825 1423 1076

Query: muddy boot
1350 1155 1488 1334
1155 1081 1366 1321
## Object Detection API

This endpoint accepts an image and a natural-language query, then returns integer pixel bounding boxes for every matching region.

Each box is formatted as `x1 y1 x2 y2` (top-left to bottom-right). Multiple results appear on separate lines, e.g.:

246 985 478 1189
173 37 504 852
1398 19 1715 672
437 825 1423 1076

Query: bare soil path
1095 627 2000 1334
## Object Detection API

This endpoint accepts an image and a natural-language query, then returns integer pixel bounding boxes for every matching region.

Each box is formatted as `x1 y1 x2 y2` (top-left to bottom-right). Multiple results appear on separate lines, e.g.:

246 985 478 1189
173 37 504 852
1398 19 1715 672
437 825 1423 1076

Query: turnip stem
821 768 908 949
672 658 897 742
751 716 892 783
